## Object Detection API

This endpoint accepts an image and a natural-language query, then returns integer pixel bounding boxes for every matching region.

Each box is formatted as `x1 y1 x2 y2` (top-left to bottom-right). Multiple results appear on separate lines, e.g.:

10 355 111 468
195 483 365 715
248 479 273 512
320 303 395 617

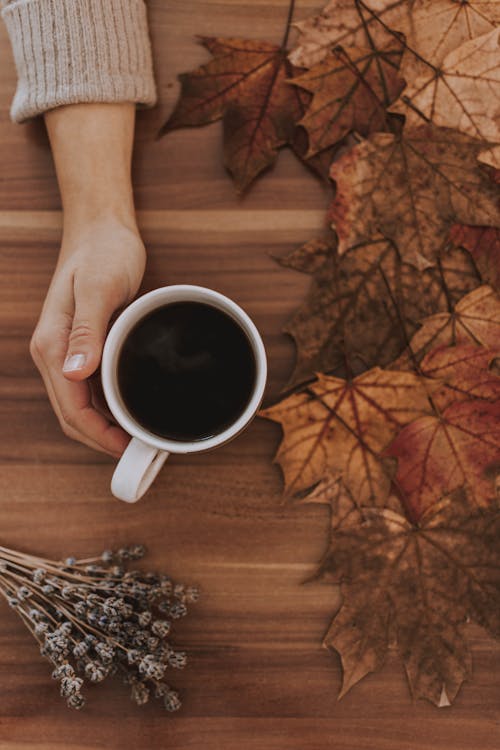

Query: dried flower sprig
0 543 198 711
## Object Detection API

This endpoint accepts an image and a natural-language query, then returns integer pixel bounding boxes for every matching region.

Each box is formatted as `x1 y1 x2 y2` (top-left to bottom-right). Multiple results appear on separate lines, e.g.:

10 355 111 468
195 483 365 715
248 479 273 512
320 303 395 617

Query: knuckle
30 328 51 360
59 408 77 432
69 321 95 345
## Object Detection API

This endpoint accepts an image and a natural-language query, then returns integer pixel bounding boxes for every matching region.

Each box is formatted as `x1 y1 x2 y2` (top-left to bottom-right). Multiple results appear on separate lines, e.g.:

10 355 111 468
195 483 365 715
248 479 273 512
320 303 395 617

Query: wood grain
0 2 499 749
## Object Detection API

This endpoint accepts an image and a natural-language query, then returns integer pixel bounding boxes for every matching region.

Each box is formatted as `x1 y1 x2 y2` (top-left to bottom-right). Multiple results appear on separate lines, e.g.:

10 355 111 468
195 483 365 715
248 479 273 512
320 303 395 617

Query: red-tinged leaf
289 40 404 157
160 37 305 191
321 490 500 705
386 399 500 520
392 286 500 370
329 126 500 269
277 236 481 386
450 225 500 294
419 343 500 411
260 368 437 506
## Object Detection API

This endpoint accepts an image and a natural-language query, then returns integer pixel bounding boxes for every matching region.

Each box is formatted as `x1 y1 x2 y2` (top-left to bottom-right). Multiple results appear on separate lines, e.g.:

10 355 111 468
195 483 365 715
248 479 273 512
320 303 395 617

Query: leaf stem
281 0 296 50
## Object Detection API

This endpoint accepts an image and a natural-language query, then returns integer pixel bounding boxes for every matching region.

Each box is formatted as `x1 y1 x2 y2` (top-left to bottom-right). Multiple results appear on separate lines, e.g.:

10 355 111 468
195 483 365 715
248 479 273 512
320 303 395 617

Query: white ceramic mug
101 285 267 503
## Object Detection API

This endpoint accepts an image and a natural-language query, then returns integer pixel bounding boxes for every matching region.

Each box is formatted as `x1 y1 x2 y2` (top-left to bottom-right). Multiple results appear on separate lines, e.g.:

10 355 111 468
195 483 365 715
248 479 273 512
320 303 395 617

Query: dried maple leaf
290 0 500 71
329 126 500 269
260 368 436 506
391 28 500 168
277 235 481 386
392 285 500 369
419 343 500 411
160 37 305 191
321 489 500 705
386 392 500 519
288 40 404 157
450 225 500 294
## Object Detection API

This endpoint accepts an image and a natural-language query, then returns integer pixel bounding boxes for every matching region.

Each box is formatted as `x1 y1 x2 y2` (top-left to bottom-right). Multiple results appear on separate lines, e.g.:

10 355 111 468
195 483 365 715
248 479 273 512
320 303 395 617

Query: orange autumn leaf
418 343 500 411
450 224 500 294
392 286 500 369
329 126 500 270
320 490 500 706
260 368 436 506
160 37 305 191
289 40 404 157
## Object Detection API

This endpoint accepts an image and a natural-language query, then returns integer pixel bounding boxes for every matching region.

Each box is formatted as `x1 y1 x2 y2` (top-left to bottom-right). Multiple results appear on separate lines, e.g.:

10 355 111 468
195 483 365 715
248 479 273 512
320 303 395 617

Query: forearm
44 103 139 239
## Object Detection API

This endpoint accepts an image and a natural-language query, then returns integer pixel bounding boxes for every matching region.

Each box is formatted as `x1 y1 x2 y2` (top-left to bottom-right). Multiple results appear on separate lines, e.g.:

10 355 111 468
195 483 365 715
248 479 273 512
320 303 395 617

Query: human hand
30 219 146 457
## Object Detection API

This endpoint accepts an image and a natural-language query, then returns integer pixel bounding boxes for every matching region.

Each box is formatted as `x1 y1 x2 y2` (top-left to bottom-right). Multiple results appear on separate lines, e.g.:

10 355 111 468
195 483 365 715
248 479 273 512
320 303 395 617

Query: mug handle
111 438 170 503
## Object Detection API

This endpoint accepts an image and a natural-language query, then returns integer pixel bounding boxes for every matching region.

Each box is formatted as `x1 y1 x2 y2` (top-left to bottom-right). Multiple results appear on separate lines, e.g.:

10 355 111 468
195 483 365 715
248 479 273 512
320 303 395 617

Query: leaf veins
289 39 405 157
391 28 500 168
321 489 500 706
277 236 481 387
329 126 500 269
260 368 437 506
450 224 500 294
160 37 305 191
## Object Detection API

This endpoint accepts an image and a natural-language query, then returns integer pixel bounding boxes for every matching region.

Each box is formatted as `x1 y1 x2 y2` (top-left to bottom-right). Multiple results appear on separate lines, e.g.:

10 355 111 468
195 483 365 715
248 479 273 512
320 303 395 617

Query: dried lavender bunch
0 543 198 711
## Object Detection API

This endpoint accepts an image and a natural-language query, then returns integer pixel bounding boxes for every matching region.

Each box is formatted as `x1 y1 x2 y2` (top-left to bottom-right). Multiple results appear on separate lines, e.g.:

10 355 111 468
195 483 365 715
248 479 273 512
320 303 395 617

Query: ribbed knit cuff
1 0 158 122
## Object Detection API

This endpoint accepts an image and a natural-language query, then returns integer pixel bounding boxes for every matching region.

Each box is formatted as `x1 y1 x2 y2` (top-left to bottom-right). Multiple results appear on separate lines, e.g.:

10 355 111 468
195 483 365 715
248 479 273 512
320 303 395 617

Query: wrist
45 102 138 234
60 214 144 259
62 196 138 236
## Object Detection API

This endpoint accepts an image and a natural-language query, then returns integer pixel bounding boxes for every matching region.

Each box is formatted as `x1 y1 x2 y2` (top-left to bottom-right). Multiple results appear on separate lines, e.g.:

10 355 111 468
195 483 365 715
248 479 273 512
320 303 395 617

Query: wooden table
0 2 498 748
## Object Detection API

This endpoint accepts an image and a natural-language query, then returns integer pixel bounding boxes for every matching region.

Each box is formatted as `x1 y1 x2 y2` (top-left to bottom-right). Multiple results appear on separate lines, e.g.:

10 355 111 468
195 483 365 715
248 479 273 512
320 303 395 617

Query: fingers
30 272 130 457
62 275 125 381
35 349 130 457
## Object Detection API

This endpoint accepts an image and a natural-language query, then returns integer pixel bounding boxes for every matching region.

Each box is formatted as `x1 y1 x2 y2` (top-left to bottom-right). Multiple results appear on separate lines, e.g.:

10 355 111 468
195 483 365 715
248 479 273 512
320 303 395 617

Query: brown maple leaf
329 126 500 270
260 368 436 506
391 28 500 168
160 37 305 191
277 236 481 386
419 343 500 411
288 40 404 157
290 0 500 71
320 489 500 705
392 285 500 369
450 224 500 294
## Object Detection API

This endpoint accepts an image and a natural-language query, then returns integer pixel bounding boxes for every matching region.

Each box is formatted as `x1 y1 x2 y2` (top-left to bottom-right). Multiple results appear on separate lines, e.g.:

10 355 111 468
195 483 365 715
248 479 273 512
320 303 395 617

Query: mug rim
101 285 267 453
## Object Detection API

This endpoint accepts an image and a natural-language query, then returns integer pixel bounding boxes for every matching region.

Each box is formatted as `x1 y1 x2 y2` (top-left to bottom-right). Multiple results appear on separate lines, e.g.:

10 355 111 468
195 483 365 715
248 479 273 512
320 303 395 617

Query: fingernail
63 353 87 372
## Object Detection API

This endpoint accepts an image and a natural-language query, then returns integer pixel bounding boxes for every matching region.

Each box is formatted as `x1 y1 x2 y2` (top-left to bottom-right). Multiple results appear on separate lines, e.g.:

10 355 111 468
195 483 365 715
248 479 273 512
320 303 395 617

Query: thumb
62 285 118 381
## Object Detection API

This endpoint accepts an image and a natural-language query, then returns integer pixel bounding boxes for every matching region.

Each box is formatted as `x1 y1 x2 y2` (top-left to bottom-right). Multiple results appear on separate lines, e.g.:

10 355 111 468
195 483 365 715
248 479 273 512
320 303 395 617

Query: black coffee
117 301 257 441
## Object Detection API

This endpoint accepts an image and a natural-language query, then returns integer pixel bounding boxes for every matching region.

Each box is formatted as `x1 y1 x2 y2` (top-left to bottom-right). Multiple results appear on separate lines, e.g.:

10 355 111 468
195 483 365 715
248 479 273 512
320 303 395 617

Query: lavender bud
151 620 171 638
168 651 187 669
52 663 75 680
127 649 141 665
32 568 46 584
95 642 114 664
67 693 85 710
17 586 32 601
85 661 107 683
164 690 181 712
72 642 88 658
131 681 150 706
185 586 200 603
169 602 188 620
137 611 151 627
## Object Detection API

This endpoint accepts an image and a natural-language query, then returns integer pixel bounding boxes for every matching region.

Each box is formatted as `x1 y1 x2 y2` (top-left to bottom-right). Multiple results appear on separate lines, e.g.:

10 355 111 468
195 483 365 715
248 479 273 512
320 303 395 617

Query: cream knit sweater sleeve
1 0 157 122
